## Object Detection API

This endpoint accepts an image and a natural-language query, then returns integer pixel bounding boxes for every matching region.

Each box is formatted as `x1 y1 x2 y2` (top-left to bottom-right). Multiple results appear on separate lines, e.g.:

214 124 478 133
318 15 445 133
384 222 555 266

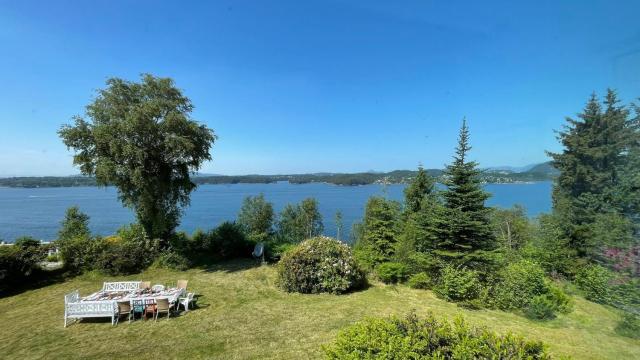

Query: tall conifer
434 119 497 271
548 90 639 258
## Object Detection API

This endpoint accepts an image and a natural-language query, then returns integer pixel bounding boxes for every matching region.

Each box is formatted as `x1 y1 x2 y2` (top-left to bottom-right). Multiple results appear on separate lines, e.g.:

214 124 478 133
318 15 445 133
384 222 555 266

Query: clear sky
1 1 639 176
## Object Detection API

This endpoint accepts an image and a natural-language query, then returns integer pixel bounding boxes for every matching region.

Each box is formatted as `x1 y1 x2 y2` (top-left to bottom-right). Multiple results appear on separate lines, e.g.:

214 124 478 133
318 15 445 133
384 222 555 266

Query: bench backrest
64 290 80 304
101 281 141 292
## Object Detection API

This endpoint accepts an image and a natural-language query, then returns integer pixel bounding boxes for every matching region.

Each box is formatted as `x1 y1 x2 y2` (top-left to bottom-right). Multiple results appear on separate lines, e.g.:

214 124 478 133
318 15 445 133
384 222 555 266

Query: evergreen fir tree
619 101 640 224
434 119 497 271
403 165 436 214
548 90 639 259
354 196 401 268
398 164 442 255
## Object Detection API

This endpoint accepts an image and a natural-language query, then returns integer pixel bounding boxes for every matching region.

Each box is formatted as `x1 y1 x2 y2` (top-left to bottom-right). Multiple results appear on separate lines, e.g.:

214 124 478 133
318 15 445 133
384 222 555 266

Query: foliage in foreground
277 236 365 294
323 312 551 359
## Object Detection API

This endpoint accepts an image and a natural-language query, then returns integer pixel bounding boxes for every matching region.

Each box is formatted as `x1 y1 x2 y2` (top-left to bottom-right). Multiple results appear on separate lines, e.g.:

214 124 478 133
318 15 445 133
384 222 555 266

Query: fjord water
0 182 552 242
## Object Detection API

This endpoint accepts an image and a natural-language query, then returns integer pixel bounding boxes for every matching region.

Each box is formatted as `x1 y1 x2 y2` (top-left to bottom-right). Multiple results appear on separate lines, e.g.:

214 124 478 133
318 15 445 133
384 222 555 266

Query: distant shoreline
0 163 557 188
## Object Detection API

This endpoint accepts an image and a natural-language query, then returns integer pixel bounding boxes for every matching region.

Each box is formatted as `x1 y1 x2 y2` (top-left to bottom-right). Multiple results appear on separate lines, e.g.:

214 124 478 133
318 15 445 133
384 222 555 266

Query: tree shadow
199 258 263 274
0 267 69 299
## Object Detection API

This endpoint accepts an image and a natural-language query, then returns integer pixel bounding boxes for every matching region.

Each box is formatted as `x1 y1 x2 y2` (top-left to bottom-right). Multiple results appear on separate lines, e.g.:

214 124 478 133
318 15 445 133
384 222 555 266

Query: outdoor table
82 288 185 305
66 283 186 327
126 288 185 306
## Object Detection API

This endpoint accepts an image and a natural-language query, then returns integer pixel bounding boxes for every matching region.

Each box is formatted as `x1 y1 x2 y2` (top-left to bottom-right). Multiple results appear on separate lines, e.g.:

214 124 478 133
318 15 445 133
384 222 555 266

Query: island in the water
0 161 558 188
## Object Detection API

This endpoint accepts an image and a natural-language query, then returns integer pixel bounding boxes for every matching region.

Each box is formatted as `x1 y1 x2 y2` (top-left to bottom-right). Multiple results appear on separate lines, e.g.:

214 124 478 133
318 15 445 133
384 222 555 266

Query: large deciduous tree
59 74 216 241
237 194 275 243
277 198 324 243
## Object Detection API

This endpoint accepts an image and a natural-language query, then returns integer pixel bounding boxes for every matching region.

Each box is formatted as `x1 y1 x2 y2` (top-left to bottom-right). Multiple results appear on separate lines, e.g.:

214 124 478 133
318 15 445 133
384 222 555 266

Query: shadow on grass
0 267 69 299
199 258 262 274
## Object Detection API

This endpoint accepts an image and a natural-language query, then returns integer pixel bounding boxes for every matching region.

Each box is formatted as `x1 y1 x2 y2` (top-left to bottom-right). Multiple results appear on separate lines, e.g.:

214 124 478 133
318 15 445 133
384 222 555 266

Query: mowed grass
0 260 638 359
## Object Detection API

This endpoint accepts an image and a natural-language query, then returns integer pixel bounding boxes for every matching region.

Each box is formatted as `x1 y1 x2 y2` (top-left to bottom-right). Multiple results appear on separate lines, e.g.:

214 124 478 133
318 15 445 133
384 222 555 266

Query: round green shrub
435 266 481 302
575 264 613 304
493 260 548 310
375 262 408 284
615 313 640 339
525 295 557 320
323 312 550 359
277 236 365 294
407 272 432 289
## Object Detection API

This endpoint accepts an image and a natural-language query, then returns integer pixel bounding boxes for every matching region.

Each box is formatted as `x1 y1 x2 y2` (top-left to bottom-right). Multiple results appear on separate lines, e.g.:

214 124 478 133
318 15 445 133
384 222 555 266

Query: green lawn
1 260 638 359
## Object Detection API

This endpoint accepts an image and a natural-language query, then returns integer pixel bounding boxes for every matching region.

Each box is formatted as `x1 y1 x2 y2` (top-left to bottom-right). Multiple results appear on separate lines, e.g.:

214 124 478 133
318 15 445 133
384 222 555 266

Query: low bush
375 262 408 284
575 264 613 304
58 222 158 276
402 251 442 276
57 235 100 273
181 229 206 256
184 222 253 262
266 241 296 260
493 260 549 310
615 313 640 339
0 243 44 291
545 282 573 314
14 236 42 249
323 312 551 359
95 239 152 276
210 221 253 259
525 296 557 320
277 236 365 294
434 265 481 302
152 250 191 271
407 272 432 289
46 254 59 262
609 278 640 311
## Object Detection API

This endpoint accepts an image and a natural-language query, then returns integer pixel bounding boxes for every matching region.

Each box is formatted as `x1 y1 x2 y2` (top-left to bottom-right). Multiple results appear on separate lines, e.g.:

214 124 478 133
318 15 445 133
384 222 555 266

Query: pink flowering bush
602 246 640 277
277 236 365 294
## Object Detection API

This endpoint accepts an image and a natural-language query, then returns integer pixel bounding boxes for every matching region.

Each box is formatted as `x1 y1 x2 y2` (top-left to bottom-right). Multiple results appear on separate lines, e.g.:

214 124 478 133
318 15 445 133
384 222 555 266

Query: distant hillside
526 161 560 175
0 162 557 188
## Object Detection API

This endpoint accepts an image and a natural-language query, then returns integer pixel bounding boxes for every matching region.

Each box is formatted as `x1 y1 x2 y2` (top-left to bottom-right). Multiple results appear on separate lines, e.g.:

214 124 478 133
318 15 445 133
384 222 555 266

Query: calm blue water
0 182 552 242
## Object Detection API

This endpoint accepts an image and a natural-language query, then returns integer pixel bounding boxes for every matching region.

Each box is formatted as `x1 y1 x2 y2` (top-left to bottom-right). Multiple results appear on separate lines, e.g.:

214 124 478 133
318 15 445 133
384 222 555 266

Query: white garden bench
64 290 118 327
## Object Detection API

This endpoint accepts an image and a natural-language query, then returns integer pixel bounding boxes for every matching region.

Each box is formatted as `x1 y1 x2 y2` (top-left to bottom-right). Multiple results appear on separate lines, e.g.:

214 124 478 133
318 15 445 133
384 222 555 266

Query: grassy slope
0 261 638 360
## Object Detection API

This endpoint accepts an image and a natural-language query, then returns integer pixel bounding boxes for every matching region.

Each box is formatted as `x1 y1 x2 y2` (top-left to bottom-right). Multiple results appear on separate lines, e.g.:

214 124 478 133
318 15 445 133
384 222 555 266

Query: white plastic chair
177 292 194 312
151 284 165 292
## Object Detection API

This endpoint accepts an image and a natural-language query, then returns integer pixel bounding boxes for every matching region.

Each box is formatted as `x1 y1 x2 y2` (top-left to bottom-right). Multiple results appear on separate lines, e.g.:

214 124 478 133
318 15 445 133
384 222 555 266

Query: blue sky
1 1 639 176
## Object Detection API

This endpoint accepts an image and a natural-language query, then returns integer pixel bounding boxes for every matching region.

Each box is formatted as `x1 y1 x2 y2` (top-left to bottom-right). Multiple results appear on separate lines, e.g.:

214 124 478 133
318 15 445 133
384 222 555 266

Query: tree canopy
237 194 275 243
277 198 324 243
58 74 216 240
